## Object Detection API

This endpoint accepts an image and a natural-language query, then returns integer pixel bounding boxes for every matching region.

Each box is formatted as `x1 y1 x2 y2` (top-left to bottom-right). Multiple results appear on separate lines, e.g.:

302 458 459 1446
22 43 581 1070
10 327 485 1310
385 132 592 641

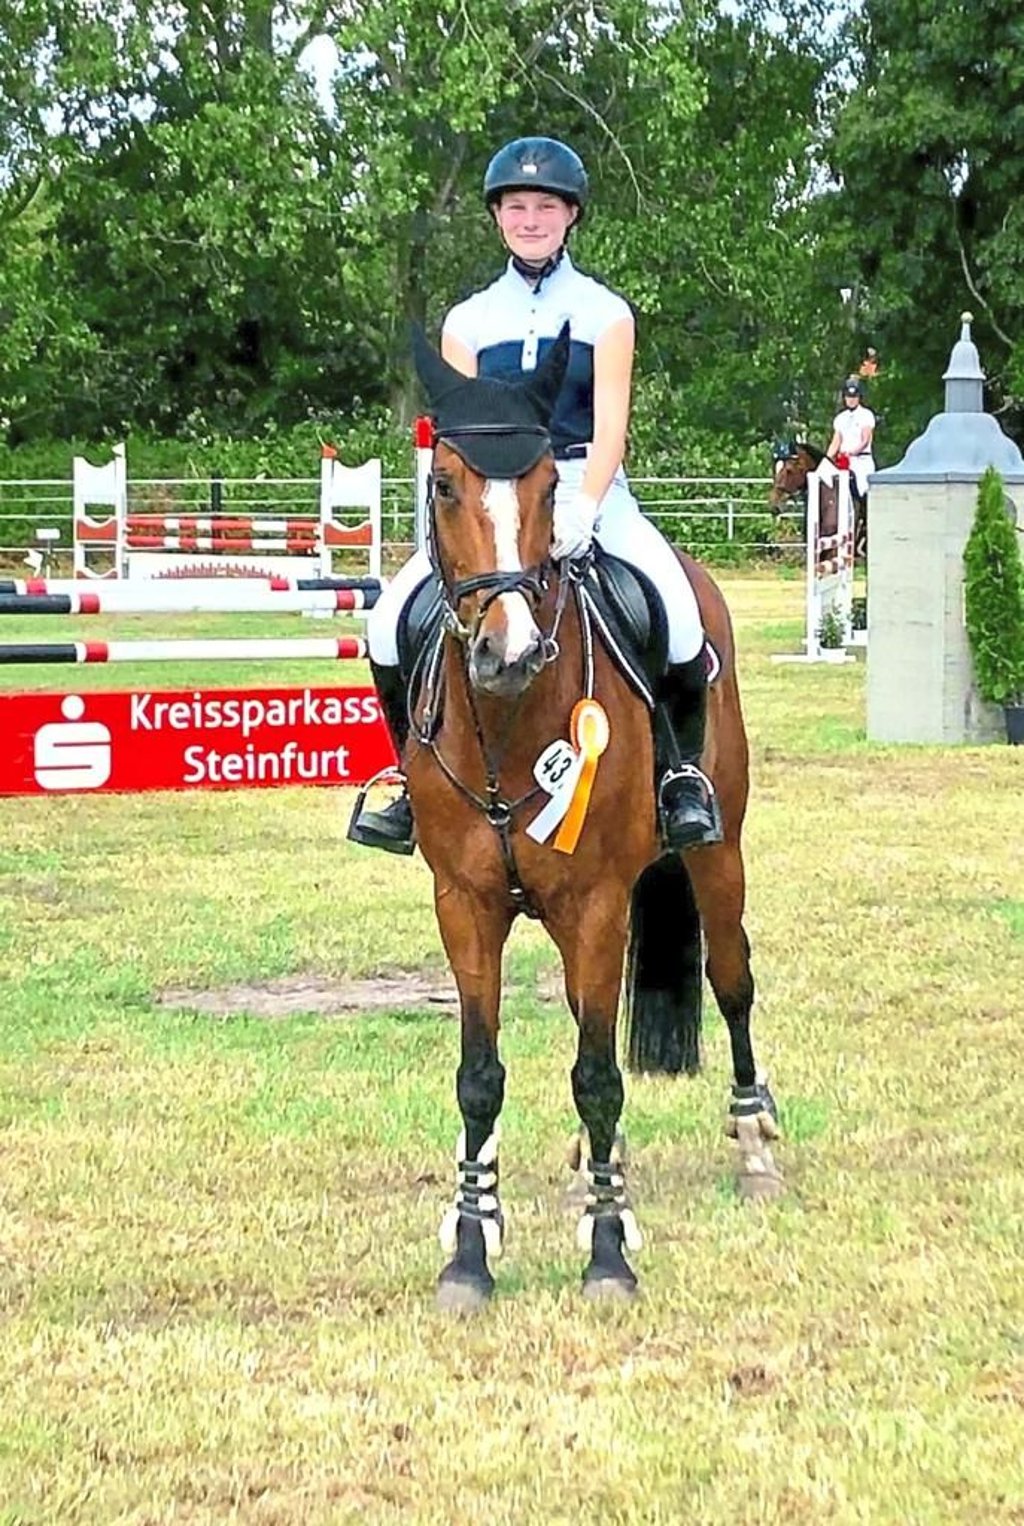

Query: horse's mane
772 438 828 467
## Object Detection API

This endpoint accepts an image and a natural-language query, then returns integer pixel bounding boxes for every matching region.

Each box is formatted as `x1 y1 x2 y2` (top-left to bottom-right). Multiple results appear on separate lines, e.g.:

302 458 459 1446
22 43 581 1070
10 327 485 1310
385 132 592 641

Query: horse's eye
434 477 456 505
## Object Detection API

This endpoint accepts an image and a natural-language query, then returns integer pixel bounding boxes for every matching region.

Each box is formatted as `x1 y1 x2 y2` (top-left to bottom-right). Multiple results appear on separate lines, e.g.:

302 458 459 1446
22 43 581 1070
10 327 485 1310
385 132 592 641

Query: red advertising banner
0 686 397 797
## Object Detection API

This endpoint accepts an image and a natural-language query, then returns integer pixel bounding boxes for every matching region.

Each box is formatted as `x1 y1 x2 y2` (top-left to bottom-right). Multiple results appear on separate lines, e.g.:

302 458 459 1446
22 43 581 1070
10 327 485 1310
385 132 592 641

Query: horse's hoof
737 1168 785 1202
581 1271 639 1303
436 1266 493 1315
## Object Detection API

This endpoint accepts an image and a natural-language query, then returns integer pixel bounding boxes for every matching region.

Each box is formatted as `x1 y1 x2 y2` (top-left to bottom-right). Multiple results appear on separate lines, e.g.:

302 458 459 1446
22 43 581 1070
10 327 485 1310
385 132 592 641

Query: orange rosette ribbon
553 698 610 855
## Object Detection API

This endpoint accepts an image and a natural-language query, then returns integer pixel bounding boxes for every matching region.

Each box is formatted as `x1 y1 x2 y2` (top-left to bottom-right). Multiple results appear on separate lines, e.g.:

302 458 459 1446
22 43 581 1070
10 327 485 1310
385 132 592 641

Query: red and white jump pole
0 576 381 597
0 586 379 616
0 637 368 665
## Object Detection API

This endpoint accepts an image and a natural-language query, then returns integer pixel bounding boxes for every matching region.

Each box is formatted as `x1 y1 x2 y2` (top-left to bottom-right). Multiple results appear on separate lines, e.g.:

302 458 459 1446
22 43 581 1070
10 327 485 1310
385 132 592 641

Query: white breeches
367 459 704 667
815 456 874 499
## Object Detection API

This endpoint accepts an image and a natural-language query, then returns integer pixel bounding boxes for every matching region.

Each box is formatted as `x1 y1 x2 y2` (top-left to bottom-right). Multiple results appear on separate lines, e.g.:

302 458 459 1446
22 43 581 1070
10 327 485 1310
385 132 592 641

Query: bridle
426 422 557 643
415 420 588 917
771 443 835 507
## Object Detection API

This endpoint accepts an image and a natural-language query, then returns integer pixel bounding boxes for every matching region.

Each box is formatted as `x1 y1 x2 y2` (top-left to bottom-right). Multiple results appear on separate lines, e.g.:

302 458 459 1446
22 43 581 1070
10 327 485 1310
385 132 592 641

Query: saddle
582 549 667 703
396 549 668 707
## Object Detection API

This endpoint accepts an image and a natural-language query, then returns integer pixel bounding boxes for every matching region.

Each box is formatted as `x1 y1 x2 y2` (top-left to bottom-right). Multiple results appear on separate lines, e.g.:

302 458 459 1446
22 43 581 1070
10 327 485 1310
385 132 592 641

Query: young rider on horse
350 136 721 856
821 377 876 505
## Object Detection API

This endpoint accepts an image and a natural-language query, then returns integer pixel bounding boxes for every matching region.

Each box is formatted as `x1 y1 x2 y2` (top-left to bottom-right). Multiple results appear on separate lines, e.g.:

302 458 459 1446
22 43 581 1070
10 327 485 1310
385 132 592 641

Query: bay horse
771 439 868 560
405 327 782 1313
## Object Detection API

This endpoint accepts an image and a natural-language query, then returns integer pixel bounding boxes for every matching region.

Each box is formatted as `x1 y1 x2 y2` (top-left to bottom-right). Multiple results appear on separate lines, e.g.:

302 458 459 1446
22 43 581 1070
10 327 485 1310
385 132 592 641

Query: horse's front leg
686 845 784 1200
433 883 513 1314
551 893 642 1301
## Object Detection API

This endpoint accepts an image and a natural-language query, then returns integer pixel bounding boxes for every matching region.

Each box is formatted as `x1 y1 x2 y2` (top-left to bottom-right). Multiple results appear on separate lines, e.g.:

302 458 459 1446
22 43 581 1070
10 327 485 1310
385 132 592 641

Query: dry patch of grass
2 574 1024 1522
156 971 461 1020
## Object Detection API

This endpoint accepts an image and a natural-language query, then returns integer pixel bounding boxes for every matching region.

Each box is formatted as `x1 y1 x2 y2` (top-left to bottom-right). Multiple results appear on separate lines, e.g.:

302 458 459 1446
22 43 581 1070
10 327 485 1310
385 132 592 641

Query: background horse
405 329 781 1313
771 439 868 560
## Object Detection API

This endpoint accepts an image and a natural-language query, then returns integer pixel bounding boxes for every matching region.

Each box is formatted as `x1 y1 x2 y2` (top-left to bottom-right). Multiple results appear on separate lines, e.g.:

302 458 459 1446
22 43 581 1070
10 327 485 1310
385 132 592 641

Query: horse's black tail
624 856 703 1076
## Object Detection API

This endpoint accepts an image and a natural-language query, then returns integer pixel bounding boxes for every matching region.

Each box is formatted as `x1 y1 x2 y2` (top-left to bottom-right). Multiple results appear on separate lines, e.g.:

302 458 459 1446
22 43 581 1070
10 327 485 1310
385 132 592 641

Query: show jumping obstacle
773 465 856 665
0 445 400 800
0 637 368 665
72 444 383 582
0 419 498 804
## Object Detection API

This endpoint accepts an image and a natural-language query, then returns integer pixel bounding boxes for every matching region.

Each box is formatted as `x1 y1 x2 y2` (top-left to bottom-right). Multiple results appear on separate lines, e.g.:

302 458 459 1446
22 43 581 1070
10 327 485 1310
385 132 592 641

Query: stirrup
346 766 416 856
658 763 723 850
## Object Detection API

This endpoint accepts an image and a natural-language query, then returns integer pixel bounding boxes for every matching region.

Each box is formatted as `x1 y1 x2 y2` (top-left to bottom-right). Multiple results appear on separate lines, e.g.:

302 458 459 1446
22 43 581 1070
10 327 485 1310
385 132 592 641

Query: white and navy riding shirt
442 254 633 457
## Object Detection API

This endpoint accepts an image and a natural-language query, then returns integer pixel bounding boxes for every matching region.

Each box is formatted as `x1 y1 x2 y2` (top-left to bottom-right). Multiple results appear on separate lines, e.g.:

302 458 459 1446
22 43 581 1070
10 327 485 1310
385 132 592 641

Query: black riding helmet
483 137 589 223
842 378 863 398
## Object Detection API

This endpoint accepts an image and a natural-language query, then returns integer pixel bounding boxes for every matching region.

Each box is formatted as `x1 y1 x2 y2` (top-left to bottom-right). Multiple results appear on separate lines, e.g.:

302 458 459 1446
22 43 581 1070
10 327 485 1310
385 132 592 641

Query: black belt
554 443 589 460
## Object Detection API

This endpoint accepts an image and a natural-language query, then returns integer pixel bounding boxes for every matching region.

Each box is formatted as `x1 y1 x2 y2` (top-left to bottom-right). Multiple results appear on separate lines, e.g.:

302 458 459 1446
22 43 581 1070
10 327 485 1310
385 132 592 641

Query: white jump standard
773 467 856 665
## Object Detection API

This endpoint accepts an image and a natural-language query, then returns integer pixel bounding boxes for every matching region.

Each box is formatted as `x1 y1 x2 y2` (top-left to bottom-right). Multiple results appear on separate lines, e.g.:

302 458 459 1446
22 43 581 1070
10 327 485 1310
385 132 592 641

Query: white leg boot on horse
551 890 644 1301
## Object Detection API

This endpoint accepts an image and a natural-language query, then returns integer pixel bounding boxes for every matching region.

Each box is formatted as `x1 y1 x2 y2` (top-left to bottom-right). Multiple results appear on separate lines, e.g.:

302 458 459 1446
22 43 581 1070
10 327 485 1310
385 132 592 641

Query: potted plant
816 600 848 659
963 466 1024 744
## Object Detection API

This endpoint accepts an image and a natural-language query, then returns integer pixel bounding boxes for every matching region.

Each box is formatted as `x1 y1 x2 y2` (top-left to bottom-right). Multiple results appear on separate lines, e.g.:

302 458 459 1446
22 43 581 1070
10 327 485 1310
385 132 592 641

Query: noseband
428 423 553 639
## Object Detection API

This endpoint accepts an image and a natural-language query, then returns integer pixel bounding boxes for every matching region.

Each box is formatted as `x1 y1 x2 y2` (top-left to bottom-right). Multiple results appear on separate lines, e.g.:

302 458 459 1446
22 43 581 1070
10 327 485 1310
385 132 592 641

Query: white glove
552 491 598 561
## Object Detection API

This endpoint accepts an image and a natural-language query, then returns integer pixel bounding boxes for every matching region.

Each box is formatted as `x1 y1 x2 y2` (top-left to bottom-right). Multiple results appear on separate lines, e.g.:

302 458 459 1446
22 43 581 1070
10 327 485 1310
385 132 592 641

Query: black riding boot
656 653 723 851
346 661 416 855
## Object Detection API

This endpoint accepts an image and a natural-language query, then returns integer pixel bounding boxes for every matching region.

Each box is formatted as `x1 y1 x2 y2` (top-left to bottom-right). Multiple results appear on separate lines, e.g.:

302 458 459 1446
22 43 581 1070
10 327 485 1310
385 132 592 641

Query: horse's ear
523 321 570 421
411 324 465 406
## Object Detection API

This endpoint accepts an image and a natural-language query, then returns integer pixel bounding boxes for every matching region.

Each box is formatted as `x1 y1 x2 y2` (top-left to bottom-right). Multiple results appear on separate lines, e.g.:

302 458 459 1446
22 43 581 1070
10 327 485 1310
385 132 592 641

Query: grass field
1 575 1023 1524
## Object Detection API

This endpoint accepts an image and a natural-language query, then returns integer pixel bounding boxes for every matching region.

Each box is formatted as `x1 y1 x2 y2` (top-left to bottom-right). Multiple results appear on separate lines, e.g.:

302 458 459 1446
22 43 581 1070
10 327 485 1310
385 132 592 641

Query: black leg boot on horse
346 661 416 855
656 652 723 851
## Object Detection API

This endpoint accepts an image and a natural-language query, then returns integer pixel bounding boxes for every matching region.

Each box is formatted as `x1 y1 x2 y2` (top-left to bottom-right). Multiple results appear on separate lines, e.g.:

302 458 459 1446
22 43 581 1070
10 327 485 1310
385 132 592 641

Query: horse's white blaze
482 477 539 661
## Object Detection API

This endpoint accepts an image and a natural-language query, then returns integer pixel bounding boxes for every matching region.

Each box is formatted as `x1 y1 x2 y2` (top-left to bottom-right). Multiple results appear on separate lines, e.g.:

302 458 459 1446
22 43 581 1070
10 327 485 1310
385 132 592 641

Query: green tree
616 0 843 459
1 0 839 470
0 0 106 434
964 466 1024 706
824 0 1024 453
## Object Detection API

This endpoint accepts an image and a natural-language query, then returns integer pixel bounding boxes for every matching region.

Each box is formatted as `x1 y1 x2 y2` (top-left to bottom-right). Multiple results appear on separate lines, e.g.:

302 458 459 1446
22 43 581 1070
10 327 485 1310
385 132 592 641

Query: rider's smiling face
494 191 577 262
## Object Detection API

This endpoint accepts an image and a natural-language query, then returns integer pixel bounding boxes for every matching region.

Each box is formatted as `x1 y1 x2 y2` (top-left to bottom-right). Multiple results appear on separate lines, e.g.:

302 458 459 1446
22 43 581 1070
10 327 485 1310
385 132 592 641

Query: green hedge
0 425 771 487
0 413 409 485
